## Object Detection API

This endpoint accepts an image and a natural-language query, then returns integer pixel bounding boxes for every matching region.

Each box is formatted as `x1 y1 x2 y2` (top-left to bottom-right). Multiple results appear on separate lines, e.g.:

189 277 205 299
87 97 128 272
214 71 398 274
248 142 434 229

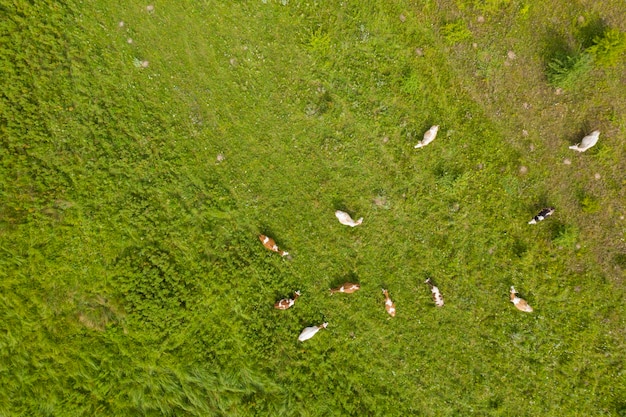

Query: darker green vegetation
546 21 626 89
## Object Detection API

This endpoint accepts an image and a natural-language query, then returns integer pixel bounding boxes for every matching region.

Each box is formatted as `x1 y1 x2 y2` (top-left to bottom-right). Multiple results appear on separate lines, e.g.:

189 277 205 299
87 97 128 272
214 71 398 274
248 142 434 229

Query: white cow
298 322 328 342
569 130 600 152
414 125 439 149
335 210 363 227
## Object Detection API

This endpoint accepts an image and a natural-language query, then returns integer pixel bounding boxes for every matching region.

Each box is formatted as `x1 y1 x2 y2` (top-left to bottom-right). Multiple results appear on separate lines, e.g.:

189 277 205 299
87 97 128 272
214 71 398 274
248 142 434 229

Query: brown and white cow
510 286 533 312
382 289 396 317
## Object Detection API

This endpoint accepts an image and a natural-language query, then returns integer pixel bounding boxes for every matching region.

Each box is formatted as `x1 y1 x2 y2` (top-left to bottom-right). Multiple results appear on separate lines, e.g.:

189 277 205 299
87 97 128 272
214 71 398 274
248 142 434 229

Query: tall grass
1 0 625 416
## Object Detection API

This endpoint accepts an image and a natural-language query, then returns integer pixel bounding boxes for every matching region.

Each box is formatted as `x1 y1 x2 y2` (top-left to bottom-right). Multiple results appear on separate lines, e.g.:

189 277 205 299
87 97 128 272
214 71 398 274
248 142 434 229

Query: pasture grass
1 0 625 415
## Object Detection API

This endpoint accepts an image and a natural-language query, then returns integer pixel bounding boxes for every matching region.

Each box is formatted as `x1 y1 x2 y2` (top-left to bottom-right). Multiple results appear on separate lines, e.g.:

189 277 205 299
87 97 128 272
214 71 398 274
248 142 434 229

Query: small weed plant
587 28 626 68
441 20 472 45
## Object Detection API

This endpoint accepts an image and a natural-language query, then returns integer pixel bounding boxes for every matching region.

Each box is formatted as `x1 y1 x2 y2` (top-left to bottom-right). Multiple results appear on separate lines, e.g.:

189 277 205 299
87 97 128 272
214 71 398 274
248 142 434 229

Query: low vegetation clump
587 28 626 68
546 51 594 90
547 27 626 89
1 0 625 416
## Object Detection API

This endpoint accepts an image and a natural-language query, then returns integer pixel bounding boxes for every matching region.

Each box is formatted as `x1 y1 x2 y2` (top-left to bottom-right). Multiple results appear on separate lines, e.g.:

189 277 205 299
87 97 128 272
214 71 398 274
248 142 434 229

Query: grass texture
1 0 625 415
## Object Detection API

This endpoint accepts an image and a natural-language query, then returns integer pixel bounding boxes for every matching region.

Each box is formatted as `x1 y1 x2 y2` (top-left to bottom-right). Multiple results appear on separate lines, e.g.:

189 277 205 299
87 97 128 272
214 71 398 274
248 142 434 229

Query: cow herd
258 128 601 341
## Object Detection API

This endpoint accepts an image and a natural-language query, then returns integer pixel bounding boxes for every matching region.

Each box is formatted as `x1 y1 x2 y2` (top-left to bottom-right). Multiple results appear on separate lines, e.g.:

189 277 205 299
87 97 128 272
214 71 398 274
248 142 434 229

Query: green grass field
1 0 625 415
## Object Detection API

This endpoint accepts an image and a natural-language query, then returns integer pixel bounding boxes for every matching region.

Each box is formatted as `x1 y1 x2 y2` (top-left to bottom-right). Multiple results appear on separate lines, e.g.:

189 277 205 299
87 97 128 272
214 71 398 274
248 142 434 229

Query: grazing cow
298 322 328 342
528 207 555 224
335 210 363 227
259 235 291 259
414 125 439 149
569 130 600 152
382 289 396 317
510 286 533 312
329 282 361 294
274 291 301 310
425 278 444 307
